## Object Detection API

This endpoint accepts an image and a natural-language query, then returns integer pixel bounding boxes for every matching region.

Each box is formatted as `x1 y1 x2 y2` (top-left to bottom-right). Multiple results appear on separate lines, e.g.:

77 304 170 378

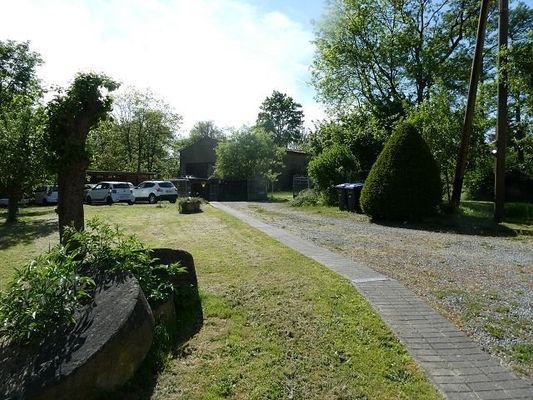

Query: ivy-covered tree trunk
47 73 117 243
56 118 91 238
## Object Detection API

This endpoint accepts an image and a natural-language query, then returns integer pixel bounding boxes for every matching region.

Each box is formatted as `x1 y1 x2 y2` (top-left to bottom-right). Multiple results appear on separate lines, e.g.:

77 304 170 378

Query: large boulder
0 273 154 400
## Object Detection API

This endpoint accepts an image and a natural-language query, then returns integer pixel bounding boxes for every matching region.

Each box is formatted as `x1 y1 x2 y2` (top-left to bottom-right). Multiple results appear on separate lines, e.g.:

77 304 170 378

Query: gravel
222 202 533 377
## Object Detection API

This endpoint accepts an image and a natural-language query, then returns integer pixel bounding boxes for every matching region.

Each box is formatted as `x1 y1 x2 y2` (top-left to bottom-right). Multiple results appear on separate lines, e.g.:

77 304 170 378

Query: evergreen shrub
360 122 441 220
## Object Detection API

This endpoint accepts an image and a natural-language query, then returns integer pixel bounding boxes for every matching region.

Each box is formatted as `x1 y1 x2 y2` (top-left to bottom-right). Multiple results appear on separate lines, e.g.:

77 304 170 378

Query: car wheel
106 196 113 205
128 200 134 205
42 198 48 206
86 196 92 205
169 198 177 204
148 193 157 204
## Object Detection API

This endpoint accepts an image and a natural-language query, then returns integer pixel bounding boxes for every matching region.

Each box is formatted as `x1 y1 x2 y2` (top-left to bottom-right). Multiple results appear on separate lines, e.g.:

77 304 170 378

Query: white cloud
0 0 324 132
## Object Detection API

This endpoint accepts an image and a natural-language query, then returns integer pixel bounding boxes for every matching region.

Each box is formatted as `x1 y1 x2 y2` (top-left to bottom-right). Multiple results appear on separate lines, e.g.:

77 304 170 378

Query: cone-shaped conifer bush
360 121 441 220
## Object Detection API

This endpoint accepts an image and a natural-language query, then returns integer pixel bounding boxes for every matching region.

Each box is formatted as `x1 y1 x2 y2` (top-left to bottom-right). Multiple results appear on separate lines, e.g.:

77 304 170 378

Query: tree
307 143 360 205
360 122 442 220
311 0 480 114
256 90 305 148
214 126 284 180
47 73 118 241
88 87 182 176
307 112 387 176
0 40 45 223
189 120 224 142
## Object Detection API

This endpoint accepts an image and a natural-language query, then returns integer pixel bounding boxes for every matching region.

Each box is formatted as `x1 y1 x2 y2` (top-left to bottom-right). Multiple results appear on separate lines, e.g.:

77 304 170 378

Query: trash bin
335 183 348 211
346 183 364 212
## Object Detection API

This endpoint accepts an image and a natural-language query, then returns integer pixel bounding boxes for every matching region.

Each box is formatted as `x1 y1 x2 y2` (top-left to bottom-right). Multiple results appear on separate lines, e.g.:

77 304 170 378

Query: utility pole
451 0 490 208
494 0 509 222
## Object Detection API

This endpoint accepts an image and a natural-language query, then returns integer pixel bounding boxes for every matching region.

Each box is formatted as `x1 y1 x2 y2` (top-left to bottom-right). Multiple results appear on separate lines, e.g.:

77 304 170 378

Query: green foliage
88 87 183 176
46 73 119 170
256 90 305 148
215 126 284 180
290 189 320 207
308 144 359 205
0 40 47 222
189 120 224 142
0 40 43 104
360 122 442 220
0 218 184 345
0 241 95 345
407 85 463 201
178 197 202 214
311 0 479 112
308 112 387 174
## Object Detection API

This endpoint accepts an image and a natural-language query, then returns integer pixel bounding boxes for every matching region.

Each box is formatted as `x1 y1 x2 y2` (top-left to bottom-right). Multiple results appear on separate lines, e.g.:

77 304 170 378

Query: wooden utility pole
494 0 509 222
451 0 490 208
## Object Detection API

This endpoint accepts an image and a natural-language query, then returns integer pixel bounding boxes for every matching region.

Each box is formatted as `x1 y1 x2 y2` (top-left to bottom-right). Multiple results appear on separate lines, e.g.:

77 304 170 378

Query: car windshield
113 183 130 189
159 182 174 188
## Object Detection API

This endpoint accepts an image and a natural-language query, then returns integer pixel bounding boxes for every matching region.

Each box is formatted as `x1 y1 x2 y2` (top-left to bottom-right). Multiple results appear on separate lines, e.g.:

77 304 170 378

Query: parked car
34 185 59 205
0 193 8 207
84 183 96 199
132 181 178 204
85 181 134 205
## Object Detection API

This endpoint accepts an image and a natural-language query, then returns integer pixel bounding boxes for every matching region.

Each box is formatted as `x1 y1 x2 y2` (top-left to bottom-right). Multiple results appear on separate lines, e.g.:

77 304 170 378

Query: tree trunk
6 192 20 223
57 115 92 243
57 157 88 240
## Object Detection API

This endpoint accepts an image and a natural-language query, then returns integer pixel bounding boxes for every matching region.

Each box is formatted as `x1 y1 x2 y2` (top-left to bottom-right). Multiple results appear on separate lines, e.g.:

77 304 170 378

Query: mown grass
0 204 442 399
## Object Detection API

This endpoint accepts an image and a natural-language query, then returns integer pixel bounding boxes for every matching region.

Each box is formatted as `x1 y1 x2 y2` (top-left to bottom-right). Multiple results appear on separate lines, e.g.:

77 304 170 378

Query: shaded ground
224 201 533 377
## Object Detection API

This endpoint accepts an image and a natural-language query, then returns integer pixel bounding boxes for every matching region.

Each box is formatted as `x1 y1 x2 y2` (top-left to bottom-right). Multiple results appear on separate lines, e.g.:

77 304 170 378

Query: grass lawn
0 204 441 399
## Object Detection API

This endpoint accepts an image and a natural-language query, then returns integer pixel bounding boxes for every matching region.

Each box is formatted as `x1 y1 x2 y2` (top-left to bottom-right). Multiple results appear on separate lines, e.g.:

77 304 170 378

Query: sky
0 0 327 134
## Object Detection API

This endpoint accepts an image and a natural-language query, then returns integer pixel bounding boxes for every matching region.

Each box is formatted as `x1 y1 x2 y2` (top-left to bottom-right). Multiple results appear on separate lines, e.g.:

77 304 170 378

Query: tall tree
0 40 45 223
47 73 118 241
256 90 305 148
312 0 480 115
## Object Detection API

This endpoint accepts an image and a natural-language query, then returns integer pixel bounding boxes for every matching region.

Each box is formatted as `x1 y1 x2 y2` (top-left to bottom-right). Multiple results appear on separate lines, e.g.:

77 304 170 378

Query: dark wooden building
179 137 218 179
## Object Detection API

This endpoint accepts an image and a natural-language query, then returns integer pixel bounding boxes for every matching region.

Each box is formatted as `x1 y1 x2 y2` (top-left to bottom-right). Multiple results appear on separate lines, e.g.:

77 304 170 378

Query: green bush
290 189 320 207
178 197 202 214
360 122 442 220
308 144 360 205
0 218 184 345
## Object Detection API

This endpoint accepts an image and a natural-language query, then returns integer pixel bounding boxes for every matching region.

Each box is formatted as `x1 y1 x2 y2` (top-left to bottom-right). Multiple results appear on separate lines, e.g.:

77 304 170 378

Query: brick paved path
212 202 532 400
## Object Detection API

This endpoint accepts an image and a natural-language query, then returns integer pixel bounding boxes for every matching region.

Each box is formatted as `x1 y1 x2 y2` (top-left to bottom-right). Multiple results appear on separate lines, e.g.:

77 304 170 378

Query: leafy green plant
0 218 185 345
0 244 94 345
178 197 202 214
360 122 442 220
308 144 360 205
290 189 320 207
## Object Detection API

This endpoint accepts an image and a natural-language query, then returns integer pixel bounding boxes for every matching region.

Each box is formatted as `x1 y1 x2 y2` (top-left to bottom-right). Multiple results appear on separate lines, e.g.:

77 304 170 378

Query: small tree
47 73 118 241
360 122 442 220
214 127 284 180
308 144 360 205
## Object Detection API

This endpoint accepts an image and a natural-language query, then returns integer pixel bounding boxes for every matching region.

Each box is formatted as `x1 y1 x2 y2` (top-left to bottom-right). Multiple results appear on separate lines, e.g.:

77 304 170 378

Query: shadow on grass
101 248 203 400
101 285 204 400
0 219 58 250
371 212 519 237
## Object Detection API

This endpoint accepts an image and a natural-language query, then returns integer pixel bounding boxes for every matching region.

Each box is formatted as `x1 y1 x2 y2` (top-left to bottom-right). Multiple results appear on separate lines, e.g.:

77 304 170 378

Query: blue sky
1 0 327 133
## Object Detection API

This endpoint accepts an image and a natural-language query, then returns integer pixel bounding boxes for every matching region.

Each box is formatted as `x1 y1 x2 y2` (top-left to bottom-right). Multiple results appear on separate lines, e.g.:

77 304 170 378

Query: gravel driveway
221 201 533 377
